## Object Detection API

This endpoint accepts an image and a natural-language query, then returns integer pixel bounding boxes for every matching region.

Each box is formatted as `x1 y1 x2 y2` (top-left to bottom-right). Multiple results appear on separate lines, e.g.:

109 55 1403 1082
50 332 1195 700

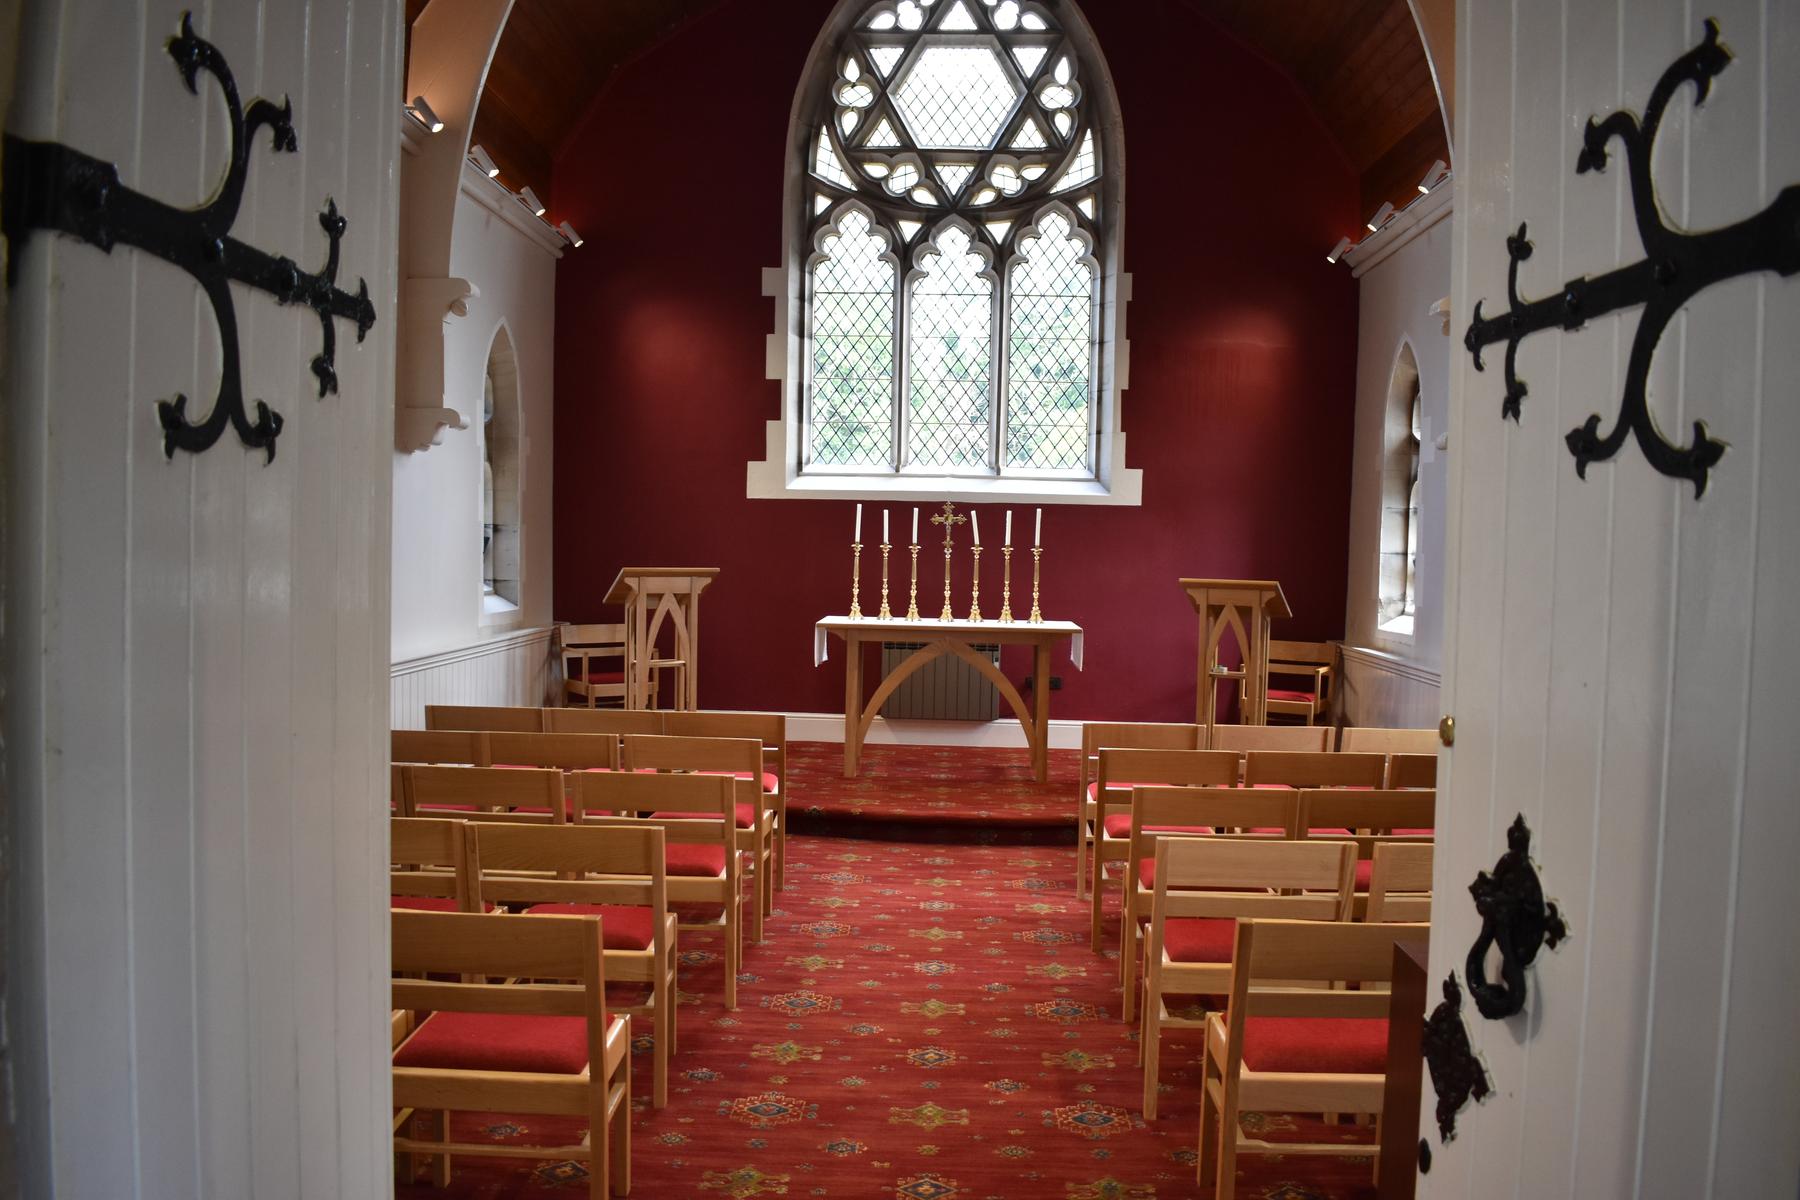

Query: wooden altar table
605 567 719 709
814 616 1084 782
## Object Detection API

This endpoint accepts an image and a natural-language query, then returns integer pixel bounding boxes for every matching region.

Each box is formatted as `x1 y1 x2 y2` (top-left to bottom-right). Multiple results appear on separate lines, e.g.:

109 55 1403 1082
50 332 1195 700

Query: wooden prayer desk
1179 577 1291 730
814 616 1084 782
604 567 719 710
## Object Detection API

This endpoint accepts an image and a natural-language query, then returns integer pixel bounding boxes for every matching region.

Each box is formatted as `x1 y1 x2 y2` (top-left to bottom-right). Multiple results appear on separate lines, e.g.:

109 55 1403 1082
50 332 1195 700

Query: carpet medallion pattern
397 818 1377 1197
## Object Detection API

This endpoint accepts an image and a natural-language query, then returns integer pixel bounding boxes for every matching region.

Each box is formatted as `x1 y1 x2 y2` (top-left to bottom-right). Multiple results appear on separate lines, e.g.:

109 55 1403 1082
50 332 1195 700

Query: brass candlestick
878 543 893 619
967 545 984 622
1028 546 1044 623
848 542 864 619
928 502 966 622
906 544 921 620
999 545 1015 622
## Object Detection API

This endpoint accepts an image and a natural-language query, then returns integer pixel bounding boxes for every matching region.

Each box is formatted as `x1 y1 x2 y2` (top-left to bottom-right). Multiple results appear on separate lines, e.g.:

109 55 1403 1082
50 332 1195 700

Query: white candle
971 510 980 546
911 506 919 544
1004 509 1012 546
854 503 862 543
883 508 889 544
1034 507 1042 547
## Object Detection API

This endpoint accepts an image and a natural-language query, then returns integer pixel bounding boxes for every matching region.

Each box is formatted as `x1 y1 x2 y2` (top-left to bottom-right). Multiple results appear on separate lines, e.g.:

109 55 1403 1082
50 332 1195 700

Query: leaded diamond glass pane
1050 129 1097 193
870 46 905 76
813 127 853 188
907 225 993 469
1005 211 1092 470
893 46 1021 149
810 210 896 467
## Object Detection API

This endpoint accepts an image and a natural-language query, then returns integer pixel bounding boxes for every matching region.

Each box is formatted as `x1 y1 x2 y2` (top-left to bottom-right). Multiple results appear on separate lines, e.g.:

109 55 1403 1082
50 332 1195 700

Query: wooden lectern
1179 578 1291 730
604 567 719 710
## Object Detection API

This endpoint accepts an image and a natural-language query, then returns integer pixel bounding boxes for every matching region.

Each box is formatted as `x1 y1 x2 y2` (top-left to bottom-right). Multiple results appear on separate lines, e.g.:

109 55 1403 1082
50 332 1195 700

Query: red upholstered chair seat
1163 916 1238 963
1104 814 1214 839
393 1009 617 1075
524 902 657 950
390 896 495 913
722 770 780 794
650 803 757 830
1355 859 1374 890
1238 1016 1390 1074
1267 687 1317 703
1086 780 1156 803
665 843 728 877
581 668 625 685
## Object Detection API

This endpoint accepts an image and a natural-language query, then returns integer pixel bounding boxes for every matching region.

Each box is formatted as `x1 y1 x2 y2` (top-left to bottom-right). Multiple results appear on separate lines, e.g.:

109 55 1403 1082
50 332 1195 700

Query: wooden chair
1208 723 1333 754
424 704 546 733
1244 750 1386 790
392 728 489 767
662 711 790 892
488 731 621 773
1388 752 1438 789
1299 789 1435 916
390 817 480 913
1140 836 1356 1118
1119 787 1302 1024
1244 639 1336 725
1365 841 1434 924
1075 722 1202 897
622 733 773 944
1087 747 1238 950
544 707 667 737
1198 918 1426 1197
558 623 655 709
390 910 630 1199
1338 726 1440 755
469 821 677 1108
400 764 567 823
573 770 744 1009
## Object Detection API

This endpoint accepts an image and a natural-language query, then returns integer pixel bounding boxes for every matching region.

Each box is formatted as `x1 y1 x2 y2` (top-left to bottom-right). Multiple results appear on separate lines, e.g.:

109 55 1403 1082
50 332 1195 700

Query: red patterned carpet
397 817 1380 1198
787 741 1080 831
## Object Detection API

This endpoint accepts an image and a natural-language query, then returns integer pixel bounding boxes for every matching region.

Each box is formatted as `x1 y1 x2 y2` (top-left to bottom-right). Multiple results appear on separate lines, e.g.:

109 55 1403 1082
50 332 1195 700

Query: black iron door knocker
1464 814 1567 1020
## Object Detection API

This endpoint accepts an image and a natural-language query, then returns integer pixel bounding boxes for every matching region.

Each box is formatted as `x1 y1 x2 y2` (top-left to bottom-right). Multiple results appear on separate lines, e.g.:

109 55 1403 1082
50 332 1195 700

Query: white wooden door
1426 2 1799 1196
4 2 400 1196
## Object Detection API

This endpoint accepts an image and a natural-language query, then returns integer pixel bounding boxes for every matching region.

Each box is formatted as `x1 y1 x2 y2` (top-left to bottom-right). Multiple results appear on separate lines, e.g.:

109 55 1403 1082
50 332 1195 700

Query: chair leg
589 1088 609 1200
611 1062 632 1196
653 965 670 1109
1120 903 1138 1024
1088 846 1107 951
1141 959 1161 1118
1213 1093 1240 1200
426 1110 450 1187
774 798 788 891
725 897 740 1010
1198 1062 1219 1186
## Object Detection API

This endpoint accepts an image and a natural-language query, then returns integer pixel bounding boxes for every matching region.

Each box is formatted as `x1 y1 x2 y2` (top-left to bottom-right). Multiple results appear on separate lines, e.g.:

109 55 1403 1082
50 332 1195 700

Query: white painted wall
3 2 399 1195
391 185 555 662
1424 2 1800 1196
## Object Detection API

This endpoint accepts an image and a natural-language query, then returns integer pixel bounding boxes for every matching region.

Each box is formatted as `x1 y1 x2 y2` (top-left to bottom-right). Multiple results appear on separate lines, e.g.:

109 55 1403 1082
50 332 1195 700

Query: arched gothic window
1377 342 1421 636
795 0 1119 484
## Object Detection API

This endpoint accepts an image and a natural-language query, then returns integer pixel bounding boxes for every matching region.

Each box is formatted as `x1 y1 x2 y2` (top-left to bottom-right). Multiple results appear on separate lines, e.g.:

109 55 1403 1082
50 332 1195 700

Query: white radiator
880 641 1000 720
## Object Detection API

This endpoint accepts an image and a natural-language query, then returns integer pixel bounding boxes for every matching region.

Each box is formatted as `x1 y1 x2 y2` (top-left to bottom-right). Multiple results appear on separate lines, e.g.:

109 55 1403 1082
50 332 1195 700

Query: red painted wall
551 0 1361 722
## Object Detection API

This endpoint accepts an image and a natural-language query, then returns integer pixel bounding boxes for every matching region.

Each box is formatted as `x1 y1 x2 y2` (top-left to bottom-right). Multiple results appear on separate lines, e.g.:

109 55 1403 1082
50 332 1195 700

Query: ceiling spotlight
405 95 444 133
1325 236 1352 264
468 144 500 179
1365 202 1396 233
1417 159 1449 194
558 221 584 248
519 186 547 218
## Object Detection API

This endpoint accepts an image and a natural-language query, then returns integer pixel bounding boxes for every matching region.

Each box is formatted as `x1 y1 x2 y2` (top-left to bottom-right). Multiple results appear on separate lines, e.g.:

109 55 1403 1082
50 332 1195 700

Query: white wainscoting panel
1338 644 1442 729
390 626 556 728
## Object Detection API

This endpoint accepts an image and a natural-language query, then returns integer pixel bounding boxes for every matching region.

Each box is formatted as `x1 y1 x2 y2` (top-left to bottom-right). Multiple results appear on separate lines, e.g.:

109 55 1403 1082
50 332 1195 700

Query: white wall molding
458 160 567 259
1339 642 1442 688
391 624 555 675
390 626 555 728
1345 179 1454 278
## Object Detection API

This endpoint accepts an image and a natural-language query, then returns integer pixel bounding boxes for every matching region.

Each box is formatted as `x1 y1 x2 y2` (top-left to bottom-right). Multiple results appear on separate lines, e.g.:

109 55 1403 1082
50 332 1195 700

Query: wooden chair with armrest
1075 722 1202 897
1119 787 1302 1024
661 711 791 892
1139 836 1356 1118
622 733 773 944
559 623 651 709
390 910 630 1199
573 770 743 1009
1244 639 1336 725
1198 918 1427 1198
1087 747 1238 950
425 704 546 733
468 821 676 1108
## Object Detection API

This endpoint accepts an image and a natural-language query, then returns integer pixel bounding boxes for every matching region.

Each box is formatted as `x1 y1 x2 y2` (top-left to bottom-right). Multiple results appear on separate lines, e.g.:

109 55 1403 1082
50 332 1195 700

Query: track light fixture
1417 159 1449 193
1326 236 1352 264
468 144 500 178
1365 202 1396 232
519 186 547 218
558 221 584 248
405 95 444 133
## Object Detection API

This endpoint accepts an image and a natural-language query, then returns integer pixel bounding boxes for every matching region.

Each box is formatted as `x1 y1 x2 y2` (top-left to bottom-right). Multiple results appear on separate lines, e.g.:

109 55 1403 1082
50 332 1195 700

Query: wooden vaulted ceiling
1179 0 1451 219
412 0 1447 228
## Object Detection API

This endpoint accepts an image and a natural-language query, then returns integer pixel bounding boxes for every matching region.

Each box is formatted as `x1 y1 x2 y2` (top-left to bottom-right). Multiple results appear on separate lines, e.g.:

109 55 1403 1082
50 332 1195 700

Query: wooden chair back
1338 726 1439 755
662 711 786 779
1094 748 1238 834
1130 786 1302 853
623 732 761 777
1152 836 1356 923
1366 841 1434 924
1208 723 1332 753
401 764 566 822
1268 639 1334 667
572 769 736 831
544 707 666 736
487 730 620 772
391 908 604 1019
392 728 488 766
1244 750 1386 789
1389 752 1438 789
1081 721 1203 758
469 821 668 917
1298 789 1436 836
1226 918 1424 1019
424 704 546 733
389 817 476 910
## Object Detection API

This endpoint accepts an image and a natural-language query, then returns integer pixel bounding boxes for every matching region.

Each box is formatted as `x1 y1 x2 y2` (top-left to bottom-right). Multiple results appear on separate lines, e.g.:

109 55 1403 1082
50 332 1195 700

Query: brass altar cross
929 500 966 548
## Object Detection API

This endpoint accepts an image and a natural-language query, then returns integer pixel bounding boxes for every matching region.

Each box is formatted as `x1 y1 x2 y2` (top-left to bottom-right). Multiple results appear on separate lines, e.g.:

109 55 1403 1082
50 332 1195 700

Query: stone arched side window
790 0 1123 490
481 324 523 618
1378 340 1421 635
